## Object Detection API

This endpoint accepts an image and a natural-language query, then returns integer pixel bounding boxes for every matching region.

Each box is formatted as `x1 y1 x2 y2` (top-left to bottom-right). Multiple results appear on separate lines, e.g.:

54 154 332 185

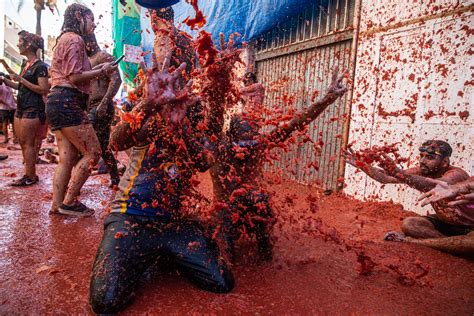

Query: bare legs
14 117 41 179
405 232 474 257
51 123 100 212
401 217 445 239
385 217 474 257
1 119 8 143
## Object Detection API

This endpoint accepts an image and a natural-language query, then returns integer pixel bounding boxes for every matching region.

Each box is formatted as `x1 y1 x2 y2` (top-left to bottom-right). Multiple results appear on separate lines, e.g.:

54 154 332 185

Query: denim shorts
46 87 90 131
15 109 46 124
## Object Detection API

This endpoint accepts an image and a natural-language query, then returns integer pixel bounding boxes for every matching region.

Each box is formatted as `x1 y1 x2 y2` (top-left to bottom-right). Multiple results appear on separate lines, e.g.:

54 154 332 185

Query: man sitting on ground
346 140 473 255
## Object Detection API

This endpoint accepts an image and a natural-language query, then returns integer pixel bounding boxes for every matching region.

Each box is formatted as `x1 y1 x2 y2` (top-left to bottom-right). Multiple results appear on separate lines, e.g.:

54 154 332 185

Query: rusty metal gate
253 0 355 190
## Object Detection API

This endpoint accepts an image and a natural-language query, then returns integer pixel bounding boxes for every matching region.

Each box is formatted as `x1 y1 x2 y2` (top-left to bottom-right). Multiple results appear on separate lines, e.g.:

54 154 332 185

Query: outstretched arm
0 76 19 90
267 67 347 145
11 74 49 95
377 154 467 192
344 149 401 184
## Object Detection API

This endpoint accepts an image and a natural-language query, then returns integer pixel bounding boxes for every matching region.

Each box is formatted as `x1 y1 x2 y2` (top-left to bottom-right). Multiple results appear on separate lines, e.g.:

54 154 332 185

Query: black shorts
0 110 15 124
15 109 46 124
426 214 473 236
46 87 90 131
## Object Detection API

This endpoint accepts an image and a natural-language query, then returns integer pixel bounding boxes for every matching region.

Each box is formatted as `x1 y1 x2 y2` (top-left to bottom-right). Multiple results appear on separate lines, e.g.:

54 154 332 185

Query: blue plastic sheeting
171 0 317 44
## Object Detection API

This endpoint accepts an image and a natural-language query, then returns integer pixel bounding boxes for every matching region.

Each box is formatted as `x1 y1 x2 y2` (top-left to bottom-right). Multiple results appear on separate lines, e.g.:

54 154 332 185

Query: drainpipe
337 0 362 190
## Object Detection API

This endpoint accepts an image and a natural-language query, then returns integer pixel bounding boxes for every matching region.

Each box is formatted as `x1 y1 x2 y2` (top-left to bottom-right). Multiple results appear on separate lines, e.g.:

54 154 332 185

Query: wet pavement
0 145 473 314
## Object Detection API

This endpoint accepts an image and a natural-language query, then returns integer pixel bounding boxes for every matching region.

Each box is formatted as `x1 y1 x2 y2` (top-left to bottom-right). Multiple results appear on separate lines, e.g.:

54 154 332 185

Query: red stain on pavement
0 147 473 314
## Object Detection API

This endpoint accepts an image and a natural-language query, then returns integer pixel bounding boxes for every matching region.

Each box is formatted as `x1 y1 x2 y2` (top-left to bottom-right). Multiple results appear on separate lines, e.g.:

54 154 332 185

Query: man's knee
90 292 131 315
401 216 438 236
89 275 134 314
210 267 235 293
401 217 421 234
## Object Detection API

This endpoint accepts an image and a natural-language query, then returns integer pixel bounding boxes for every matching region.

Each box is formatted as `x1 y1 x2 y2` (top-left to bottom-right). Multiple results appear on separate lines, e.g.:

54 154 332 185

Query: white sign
123 44 143 64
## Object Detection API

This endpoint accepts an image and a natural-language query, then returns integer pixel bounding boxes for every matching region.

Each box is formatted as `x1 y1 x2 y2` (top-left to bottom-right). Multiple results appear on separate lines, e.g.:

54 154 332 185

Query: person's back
0 83 16 111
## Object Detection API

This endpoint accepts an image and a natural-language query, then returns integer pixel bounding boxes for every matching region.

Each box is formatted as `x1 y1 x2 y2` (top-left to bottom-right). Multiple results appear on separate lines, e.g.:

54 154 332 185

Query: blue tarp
139 0 317 67
171 0 316 44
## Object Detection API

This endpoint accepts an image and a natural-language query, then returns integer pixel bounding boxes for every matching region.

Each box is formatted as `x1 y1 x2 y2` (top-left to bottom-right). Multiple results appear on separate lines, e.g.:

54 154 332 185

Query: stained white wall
344 1 473 214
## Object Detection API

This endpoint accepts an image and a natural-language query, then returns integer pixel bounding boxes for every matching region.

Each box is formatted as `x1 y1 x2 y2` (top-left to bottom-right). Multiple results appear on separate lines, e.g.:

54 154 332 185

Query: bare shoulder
441 166 470 183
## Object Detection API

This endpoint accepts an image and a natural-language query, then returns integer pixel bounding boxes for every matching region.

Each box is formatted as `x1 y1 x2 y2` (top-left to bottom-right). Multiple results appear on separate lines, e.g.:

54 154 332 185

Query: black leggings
90 213 234 314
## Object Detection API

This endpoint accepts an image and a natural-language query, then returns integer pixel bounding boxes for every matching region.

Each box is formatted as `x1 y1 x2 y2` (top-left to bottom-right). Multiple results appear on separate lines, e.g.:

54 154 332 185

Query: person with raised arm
89 55 234 314
47 4 117 216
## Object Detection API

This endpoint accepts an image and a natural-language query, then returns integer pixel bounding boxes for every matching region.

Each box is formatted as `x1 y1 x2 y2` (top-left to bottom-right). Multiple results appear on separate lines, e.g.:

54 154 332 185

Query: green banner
112 0 141 86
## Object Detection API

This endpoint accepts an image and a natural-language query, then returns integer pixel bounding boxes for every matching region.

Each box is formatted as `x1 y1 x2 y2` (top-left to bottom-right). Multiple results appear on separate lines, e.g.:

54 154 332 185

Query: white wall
0 1 4 58
344 1 473 214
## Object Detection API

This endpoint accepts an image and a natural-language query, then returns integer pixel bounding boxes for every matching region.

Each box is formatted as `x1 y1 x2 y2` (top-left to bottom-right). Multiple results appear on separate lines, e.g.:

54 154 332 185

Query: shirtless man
240 72 265 111
209 68 347 261
84 34 122 186
346 140 473 256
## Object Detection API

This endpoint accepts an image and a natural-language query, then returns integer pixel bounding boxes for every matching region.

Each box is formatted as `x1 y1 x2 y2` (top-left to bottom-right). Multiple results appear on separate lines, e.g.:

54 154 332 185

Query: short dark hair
152 7 174 22
244 72 257 83
420 140 452 157
228 116 258 139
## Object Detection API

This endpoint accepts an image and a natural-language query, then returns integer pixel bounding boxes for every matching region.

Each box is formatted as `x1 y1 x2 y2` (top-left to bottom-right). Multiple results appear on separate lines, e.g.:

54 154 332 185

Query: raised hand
326 66 348 98
218 32 242 62
163 79 201 129
343 148 366 169
140 52 186 110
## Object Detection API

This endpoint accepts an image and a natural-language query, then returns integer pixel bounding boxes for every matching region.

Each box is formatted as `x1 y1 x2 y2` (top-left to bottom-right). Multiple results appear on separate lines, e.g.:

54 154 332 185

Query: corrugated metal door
254 0 354 190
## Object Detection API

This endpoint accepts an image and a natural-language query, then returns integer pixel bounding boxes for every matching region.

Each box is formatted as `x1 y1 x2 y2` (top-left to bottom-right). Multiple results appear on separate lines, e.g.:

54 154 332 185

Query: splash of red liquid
183 0 207 30
194 31 218 67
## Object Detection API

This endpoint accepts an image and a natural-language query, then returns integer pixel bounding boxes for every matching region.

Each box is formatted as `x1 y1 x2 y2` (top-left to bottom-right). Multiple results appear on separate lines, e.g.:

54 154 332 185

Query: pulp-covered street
1 147 472 314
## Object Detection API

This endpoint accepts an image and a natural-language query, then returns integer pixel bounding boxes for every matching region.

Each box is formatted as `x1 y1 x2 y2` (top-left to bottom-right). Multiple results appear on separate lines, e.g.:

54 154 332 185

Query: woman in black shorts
0 31 49 186
47 4 116 216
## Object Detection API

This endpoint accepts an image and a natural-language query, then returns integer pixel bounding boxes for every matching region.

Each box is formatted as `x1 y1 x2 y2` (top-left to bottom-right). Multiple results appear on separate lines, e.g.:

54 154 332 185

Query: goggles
232 140 259 148
419 146 443 156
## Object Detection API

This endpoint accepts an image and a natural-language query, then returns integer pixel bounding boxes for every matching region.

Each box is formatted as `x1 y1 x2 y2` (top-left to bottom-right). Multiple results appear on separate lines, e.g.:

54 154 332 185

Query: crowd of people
0 1 472 314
